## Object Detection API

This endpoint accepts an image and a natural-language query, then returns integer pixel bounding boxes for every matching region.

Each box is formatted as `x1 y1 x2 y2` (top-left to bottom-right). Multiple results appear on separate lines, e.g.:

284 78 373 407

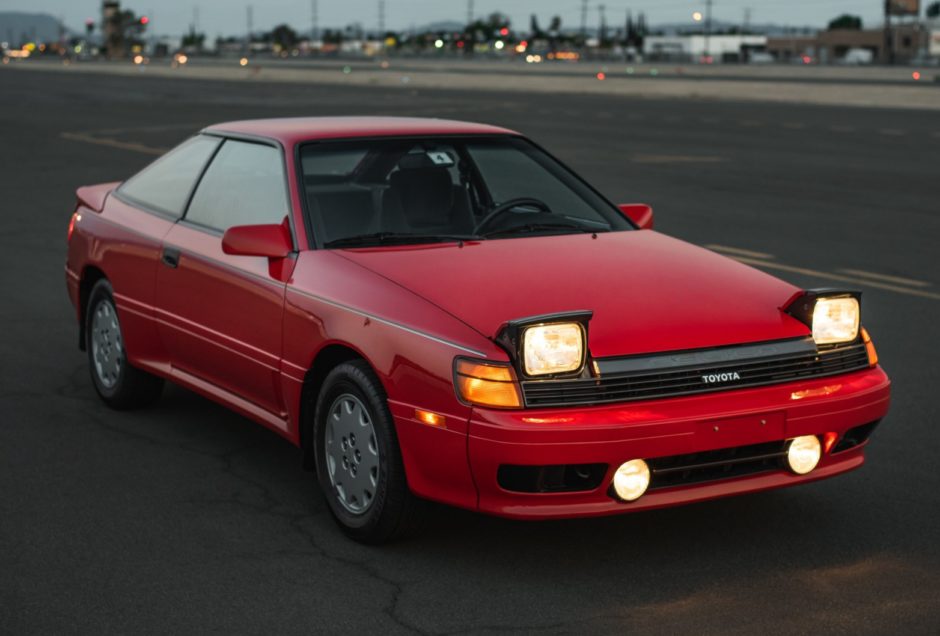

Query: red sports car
65 117 890 543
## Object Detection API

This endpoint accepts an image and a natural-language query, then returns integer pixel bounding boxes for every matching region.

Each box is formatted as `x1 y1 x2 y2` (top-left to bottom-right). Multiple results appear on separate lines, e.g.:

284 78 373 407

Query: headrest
388 167 454 227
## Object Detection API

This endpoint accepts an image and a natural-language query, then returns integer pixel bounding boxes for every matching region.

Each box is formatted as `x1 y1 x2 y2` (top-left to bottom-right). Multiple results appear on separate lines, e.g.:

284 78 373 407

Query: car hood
335 231 809 358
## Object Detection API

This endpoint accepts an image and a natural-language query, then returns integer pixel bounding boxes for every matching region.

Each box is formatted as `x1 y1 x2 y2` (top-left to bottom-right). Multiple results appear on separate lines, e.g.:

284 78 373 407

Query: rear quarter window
118 135 220 217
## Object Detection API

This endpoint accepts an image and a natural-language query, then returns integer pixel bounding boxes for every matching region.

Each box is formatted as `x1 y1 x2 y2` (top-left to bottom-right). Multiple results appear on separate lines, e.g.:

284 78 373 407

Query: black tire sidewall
313 362 405 540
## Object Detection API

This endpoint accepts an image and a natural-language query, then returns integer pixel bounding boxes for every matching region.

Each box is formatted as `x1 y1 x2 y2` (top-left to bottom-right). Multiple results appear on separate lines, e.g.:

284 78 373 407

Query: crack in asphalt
46 362 428 634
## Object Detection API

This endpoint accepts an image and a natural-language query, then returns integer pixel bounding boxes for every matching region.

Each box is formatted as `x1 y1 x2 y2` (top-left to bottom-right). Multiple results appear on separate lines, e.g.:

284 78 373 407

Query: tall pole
883 0 893 65
704 0 713 60
378 0 385 36
466 0 474 25
246 5 252 52
311 0 319 42
580 0 589 38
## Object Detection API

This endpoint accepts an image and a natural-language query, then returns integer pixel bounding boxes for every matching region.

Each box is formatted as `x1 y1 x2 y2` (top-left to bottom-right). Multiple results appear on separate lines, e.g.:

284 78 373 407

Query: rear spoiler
76 181 122 213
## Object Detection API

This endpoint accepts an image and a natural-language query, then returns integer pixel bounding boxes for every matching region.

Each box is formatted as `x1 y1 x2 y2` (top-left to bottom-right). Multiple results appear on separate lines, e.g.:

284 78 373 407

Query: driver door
154 138 295 418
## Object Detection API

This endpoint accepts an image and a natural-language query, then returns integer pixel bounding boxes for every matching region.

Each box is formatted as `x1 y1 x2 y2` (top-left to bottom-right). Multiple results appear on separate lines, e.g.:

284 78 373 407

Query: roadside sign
888 0 920 16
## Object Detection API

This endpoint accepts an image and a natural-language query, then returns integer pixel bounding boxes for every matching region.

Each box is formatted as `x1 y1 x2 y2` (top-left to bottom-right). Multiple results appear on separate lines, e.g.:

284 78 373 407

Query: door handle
161 247 180 269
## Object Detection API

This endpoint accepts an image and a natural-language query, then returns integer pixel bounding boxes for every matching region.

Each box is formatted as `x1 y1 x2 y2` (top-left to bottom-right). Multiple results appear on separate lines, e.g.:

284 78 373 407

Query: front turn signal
454 359 522 409
860 327 878 367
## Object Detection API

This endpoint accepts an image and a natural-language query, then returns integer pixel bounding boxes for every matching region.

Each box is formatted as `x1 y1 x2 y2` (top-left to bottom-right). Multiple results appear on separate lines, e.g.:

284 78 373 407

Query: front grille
522 337 869 408
646 441 787 491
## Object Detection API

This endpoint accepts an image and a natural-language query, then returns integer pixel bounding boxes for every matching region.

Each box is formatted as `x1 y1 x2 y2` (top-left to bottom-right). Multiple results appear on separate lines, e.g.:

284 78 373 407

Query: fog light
786 435 821 475
613 459 650 501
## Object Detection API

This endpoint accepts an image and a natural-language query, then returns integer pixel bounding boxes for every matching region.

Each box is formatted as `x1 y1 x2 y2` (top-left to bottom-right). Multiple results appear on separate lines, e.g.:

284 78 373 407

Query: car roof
203 116 519 145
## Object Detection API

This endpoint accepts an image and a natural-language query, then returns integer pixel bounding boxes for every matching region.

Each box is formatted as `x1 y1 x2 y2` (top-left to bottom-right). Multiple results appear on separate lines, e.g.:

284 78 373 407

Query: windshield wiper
480 222 609 239
324 232 477 248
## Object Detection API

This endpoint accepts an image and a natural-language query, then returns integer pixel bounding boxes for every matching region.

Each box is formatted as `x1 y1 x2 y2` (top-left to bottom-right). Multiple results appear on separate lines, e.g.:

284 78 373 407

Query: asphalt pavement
1 66 938 635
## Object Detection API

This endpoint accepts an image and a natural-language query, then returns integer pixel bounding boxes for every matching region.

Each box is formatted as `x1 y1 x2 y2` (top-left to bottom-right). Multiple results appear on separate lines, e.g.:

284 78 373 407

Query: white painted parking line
732 256 940 300
878 129 906 136
632 154 726 164
838 268 931 288
60 132 167 156
706 244 774 259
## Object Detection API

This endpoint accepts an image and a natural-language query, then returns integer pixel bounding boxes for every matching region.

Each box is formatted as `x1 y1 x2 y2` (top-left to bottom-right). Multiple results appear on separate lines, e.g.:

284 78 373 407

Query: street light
693 11 703 22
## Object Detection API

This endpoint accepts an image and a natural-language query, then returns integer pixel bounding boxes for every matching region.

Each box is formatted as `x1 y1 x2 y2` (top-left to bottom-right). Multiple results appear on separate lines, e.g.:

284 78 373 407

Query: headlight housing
522 322 585 376
785 290 861 346
812 296 859 344
496 311 593 380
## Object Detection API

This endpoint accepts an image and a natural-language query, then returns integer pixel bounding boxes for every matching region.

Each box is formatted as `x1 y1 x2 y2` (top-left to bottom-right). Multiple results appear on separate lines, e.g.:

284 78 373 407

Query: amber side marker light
861 327 878 366
415 409 445 428
454 359 522 409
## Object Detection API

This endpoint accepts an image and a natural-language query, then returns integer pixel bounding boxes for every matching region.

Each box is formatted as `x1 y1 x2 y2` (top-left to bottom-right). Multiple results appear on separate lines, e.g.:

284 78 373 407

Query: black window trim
295 133 635 250
114 134 223 221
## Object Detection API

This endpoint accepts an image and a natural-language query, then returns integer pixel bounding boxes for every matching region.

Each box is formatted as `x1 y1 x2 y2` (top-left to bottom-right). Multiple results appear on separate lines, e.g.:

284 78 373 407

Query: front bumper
468 365 890 519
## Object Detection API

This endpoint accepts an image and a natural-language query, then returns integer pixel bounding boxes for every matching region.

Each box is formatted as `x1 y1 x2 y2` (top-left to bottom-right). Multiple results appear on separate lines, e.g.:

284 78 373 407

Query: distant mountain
0 12 69 45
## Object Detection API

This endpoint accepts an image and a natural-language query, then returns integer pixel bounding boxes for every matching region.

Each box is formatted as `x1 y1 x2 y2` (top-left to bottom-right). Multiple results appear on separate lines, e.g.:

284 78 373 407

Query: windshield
299 136 632 248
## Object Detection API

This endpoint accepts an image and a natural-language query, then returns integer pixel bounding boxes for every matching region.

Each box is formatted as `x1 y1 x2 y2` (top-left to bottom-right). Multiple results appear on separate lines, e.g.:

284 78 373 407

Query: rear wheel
313 360 421 544
86 279 163 409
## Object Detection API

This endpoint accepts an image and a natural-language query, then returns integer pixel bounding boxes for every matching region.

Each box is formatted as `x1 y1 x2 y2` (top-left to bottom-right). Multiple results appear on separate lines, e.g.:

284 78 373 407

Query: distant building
768 24 927 64
643 34 768 62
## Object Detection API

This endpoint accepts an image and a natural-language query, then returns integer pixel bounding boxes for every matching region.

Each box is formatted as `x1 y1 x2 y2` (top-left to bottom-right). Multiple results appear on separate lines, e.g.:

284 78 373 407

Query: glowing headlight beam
812 296 859 344
523 323 585 376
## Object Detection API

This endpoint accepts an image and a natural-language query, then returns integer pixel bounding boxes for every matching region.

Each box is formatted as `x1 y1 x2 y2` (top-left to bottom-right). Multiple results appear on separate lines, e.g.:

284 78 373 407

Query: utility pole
192 5 200 33
246 5 252 52
466 0 474 25
378 0 386 36
883 0 893 65
598 4 606 43
704 0 713 60
580 0 589 38
311 0 319 42
743 7 751 33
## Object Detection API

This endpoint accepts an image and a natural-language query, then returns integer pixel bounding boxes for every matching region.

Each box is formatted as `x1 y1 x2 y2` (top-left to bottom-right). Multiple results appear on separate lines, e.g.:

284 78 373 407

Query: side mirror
222 222 292 258
618 203 654 230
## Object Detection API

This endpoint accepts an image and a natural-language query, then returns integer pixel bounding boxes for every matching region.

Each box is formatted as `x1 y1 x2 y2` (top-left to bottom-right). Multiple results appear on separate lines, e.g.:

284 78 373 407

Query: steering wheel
474 198 552 234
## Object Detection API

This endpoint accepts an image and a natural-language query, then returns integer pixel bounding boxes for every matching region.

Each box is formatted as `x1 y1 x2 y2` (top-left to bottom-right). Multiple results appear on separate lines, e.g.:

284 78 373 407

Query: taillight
67 211 81 242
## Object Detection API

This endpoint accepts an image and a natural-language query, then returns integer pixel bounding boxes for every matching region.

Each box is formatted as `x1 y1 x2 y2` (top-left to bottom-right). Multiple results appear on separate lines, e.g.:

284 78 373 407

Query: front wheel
313 361 422 544
86 279 163 409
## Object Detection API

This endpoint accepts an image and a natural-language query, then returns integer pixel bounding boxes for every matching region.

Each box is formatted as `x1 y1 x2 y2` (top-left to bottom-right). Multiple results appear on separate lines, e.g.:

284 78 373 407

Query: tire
313 360 422 544
86 279 163 409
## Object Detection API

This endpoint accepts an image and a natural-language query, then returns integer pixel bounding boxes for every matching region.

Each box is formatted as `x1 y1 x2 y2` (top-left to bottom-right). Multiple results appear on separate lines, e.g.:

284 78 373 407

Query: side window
185 140 290 231
119 135 221 217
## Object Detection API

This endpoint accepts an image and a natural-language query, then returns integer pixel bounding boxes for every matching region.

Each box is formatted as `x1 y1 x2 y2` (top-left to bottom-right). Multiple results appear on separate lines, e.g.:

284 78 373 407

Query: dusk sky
1 0 899 37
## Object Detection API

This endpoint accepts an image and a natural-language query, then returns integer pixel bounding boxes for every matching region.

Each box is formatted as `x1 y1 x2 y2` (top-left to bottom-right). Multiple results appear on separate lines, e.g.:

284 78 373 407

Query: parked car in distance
66 117 891 543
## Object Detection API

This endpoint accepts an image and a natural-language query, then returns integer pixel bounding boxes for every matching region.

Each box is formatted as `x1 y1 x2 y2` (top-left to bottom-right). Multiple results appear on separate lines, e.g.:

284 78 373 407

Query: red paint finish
336 231 809 356
222 219 292 259
618 203 654 229
65 117 891 521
